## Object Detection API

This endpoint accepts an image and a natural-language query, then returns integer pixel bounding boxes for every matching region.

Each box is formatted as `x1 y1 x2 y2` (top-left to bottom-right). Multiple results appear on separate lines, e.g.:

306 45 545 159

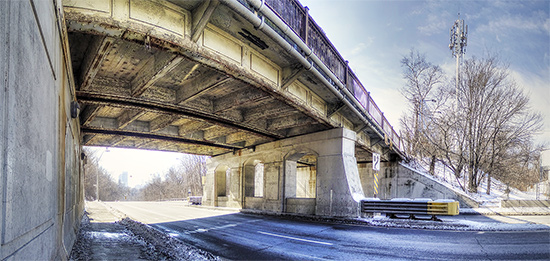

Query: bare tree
400 49 445 175
400 52 543 193
137 154 207 201
457 56 543 192
179 154 207 196
82 147 124 201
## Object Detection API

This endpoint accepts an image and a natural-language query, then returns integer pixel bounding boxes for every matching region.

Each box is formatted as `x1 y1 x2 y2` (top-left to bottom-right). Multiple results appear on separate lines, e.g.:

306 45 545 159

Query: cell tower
449 14 468 105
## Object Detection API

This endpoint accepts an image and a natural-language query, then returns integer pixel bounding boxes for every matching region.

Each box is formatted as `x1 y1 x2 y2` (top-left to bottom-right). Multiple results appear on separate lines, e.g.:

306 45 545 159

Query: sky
91 0 550 185
90 147 184 188
300 0 549 145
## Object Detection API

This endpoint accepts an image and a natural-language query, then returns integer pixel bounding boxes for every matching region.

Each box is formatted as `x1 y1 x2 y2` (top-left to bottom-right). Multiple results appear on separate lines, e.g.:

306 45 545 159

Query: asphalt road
106 201 550 260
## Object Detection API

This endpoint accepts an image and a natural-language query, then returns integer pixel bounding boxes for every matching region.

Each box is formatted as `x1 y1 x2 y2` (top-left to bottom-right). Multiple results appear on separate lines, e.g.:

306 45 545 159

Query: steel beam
81 127 241 150
78 36 114 90
132 52 184 97
191 0 220 42
77 92 282 140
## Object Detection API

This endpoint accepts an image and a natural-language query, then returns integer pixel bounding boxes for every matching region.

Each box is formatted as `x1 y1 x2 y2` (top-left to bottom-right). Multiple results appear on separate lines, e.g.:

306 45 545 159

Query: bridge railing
262 0 403 152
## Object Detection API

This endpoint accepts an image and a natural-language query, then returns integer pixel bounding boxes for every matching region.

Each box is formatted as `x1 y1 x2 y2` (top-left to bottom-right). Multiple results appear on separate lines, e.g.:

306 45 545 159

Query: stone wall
204 128 364 217
501 200 550 208
0 0 83 259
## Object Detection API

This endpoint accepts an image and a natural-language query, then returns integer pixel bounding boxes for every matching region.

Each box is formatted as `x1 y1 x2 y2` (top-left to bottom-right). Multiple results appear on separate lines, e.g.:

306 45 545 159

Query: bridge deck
64 0 403 161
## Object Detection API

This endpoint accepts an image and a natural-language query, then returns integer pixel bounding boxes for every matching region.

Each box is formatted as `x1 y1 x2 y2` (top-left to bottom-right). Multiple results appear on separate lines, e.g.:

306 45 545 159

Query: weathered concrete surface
371 163 479 208
206 127 479 216
62 0 401 165
501 200 550 208
1 0 83 259
204 128 364 217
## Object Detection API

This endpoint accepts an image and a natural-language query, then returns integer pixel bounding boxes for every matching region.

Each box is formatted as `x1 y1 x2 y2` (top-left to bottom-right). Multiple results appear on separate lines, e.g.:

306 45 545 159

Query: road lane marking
182 223 238 234
257 231 333 246
181 219 261 234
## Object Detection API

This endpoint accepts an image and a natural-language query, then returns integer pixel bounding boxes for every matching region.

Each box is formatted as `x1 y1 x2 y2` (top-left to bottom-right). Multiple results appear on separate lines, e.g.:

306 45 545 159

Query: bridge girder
64 0 399 161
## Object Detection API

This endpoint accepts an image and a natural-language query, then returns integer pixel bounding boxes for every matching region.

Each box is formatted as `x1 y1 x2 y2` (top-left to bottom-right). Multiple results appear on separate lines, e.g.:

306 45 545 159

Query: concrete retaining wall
501 200 550 208
0 0 83 259
286 198 316 215
359 162 479 208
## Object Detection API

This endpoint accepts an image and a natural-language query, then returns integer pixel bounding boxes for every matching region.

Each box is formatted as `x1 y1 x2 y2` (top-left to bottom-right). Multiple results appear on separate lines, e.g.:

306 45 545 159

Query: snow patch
358 216 550 231
401 160 548 205
87 231 129 240
119 218 220 260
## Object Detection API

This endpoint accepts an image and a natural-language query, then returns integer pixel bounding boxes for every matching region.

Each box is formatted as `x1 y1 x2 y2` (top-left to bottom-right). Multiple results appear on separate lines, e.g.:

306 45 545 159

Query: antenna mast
449 13 468 106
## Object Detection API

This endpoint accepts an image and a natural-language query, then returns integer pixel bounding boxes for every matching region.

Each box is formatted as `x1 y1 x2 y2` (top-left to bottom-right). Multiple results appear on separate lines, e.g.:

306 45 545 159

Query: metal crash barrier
189 196 202 205
361 198 459 221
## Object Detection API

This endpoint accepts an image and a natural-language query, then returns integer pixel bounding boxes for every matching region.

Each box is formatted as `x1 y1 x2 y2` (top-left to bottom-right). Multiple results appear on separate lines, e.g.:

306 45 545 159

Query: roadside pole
373 153 380 198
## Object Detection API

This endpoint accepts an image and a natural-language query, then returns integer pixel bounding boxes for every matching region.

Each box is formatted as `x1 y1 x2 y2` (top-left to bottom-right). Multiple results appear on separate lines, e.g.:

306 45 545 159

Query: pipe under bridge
65 0 404 162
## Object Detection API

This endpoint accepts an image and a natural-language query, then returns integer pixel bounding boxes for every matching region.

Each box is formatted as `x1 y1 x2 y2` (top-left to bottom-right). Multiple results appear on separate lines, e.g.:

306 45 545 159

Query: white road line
183 223 238 234
257 231 333 246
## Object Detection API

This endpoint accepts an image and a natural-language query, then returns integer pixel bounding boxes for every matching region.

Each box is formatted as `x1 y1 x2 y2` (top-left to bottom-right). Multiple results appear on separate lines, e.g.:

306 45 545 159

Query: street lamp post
537 149 549 200
96 148 110 201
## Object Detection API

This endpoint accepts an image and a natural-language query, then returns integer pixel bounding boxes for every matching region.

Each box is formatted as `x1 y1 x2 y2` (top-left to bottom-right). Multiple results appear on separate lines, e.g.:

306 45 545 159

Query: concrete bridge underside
65 0 403 163
2 0 416 259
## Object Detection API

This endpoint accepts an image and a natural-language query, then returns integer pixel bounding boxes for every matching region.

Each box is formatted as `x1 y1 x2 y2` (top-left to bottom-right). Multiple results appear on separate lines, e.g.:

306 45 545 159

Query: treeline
83 148 206 201
139 154 205 201
400 50 545 193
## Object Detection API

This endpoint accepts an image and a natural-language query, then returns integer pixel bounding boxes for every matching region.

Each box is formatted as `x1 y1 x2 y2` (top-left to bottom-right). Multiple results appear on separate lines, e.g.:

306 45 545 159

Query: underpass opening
284 150 318 215
297 155 317 198
83 146 208 202
243 159 265 209
214 165 230 207
244 159 265 198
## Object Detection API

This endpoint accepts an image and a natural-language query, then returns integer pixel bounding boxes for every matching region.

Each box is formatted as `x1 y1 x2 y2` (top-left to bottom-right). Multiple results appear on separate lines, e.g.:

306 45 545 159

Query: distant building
119 171 129 187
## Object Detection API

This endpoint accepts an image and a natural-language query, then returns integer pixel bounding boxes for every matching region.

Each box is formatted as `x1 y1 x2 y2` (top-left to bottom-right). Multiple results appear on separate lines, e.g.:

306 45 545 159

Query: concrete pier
204 128 364 217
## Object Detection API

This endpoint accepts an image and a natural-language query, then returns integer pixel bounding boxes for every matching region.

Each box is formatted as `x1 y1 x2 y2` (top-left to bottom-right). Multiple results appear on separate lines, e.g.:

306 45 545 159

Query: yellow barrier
428 201 460 216
361 199 460 221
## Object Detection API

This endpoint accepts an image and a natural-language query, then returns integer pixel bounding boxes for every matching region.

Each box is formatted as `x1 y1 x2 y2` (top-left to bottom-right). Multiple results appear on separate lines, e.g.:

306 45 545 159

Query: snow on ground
69 202 220 261
69 212 155 260
403 160 548 206
358 215 550 232
120 218 220 261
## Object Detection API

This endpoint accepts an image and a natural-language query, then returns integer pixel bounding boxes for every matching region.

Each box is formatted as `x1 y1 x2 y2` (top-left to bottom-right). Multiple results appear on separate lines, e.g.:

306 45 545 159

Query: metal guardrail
261 0 404 152
361 198 459 221
189 196 203 205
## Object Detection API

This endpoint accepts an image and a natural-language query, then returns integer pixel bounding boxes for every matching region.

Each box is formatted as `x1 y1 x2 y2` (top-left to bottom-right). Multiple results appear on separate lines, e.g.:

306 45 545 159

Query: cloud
508 69 550 144
418 13 450 36
348 38 374 56
414 0 453 36
477 12 550 36
350 42 367 56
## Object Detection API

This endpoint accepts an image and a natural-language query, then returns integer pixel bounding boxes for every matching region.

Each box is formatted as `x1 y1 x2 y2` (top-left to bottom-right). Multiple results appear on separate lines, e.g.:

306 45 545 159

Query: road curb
461 207 550 216
240 209 550 232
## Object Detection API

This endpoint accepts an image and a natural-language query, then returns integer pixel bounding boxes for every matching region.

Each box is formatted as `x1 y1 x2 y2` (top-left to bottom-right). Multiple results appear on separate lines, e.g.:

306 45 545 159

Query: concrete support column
205 128 365 217
315 128 364 217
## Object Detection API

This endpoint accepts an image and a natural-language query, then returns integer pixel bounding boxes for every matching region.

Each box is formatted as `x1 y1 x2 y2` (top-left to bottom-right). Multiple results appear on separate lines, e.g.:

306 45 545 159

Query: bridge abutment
1 0 83 259
204 128 365 217
377 162 479 207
